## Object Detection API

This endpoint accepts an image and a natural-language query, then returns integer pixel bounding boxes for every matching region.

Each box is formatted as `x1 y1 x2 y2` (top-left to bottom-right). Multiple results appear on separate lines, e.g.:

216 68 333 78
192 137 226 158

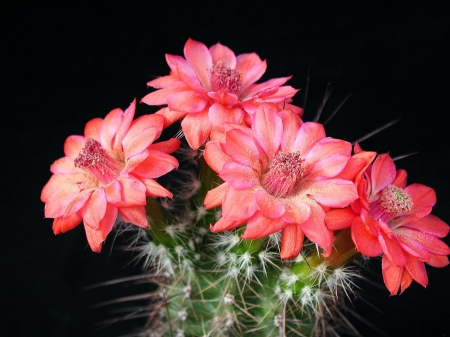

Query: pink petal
325 208 356 230
133 150 179 179
210 42 236 68
405 183 436 212
382 256 403 295
236 52 263 76
147 75 180 88
204 183 229 209
122 151 149 173
279 109 302 152
181 110 212 150
155 107 187 128
221 187 257 221
210 217 242 232
292 122 325 155
393 169 408 188
123 114 164 156
149 138 181 155
167 91 208 113
99 108 125 151
207 91 239 105
405 254 428 288
254 189 286 219
49 157 78 174
80 188 107 230
395 227 450 256
41 173 79 202
44 181 84 218
220 161 258 189
83 223 104 253
280 224 304 259
141 83 191 106
223 129 260 168
83 203 118 253
175 60 206 92
123 125 160 158
112 99 135 153
140 177 173 198
351 216 382 256
183 38 213 89
239 59 267 93
395 231 431 260
300 203 334 257
118 177 147 207
260 86 298 103
306 179 358 208
427 254 449 268
84 118 102 140
242 214 287 239
52 213 82 235
104 180 122 204
64 135 86 158
119 206 148 228
242 76 290 99
308 154 349 180
335 151 376 182
282 200 311 224
204 140 231 174
252 105 283 159
378 222 407 267
304 138 351 173
208 103 244 125
370 154 396 196
402 214 450 238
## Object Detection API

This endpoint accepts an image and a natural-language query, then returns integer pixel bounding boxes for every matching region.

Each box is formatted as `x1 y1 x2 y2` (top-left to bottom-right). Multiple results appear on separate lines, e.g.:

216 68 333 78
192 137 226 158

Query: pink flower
41 100 180 252
141 38 300 150
333 153 450 295
203 105 358 259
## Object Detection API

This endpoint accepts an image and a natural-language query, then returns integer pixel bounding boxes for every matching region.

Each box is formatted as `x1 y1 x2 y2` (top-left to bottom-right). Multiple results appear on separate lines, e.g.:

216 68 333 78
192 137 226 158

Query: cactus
121 153 362 337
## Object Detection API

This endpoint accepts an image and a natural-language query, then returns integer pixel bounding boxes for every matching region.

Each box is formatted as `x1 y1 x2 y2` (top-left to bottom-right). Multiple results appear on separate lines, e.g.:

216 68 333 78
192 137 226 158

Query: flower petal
184 38 212 89
280 224 304 259
181 110 212 150
254 189 286 219
306 179 358 208
119 206 148 228
220 161 258 189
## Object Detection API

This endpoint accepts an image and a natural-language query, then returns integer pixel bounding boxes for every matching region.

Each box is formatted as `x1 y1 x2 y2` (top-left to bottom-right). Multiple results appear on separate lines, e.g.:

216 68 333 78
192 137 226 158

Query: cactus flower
204 105 358 259
141 38 300 149
41 100 180 252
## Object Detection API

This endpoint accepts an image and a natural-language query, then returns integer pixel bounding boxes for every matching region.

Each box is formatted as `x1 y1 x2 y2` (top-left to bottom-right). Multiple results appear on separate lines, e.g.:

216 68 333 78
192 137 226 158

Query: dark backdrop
2 2 449 336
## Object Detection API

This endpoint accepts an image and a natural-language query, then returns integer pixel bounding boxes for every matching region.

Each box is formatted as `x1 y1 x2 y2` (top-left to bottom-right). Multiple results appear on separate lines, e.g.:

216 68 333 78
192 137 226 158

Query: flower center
210 61 242 95
380 184 413 215
261 151 304 198
74 138 121 185
369 184 413 222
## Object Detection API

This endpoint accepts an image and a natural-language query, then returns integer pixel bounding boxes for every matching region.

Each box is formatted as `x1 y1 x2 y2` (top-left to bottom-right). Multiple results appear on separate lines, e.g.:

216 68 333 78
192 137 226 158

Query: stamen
262 151 304 198
74 138 121 185
210 61 242 95
380 184 413 215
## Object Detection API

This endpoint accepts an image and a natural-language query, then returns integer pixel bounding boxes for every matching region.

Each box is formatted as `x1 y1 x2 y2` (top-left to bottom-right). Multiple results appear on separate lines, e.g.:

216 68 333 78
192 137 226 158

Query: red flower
141 38 300 150
204 105 357 259
331 152 450 295
41 100 180 252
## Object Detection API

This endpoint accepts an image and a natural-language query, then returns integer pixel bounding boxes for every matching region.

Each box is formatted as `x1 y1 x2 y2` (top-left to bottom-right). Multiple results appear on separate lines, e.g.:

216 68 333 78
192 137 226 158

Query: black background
2 1 450 336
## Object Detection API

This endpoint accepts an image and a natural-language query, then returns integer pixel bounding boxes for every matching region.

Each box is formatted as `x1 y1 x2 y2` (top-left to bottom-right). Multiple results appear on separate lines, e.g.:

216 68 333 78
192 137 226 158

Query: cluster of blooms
42 38 449 295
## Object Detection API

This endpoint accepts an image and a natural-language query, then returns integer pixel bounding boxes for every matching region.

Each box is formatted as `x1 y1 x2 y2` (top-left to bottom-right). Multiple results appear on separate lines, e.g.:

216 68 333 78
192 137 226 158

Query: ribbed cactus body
132 154 359 337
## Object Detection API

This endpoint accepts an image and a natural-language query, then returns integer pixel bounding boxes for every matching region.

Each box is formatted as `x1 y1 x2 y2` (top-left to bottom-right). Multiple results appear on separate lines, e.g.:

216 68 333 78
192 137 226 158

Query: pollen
210 61 242 95
380 184 413 215
261 151 304 198
74 138 121 185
